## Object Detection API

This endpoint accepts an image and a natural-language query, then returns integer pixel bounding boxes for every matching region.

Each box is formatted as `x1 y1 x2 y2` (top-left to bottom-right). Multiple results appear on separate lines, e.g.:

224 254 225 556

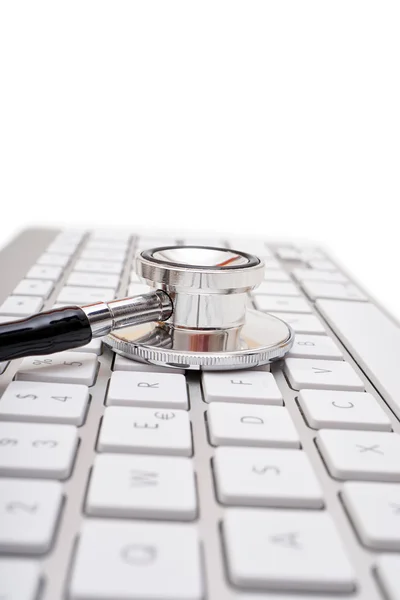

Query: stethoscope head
105 245 294 370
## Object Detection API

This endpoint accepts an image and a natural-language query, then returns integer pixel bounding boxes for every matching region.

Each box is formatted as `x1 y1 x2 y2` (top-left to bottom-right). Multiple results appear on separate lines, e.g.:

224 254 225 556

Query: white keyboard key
54 230 85 243
284 358 364 391
302 281 367 301
71 337 102 355
74 259 123 275
0 421 78 478
0 559 41 600
214 447 323 508
342 482 400 550
69 519 203 600
128 282 152 296
208 403 300 448
137 236 177 248
299 390 391 431
182 237 225 247
37 252 70 267
288 334 343 359
263 269 291 282
224 509 355 592
254 295 312 313
292 268 348 284
202 370 282 405
298 248 325 261
276 248 302 261
376 556 400 600
57 285 115 305
308 259 337 271
47 242 78 255
80 248 126 262
113 353 184 374
98 406 192 456
317 429 400 481
228 240 271 257
0 479 62 553
90 230 131 242
254 282 300 296
270 312 326 334
317 300 400 420
0 381 89 425
17 352 98 386
86 239 128 250
67 272 120 289
13 279 53 298
80 340 102 356
263 256 281 269
26 264 63 281
0 295 43 316
86 454 197 520
107 371 188 409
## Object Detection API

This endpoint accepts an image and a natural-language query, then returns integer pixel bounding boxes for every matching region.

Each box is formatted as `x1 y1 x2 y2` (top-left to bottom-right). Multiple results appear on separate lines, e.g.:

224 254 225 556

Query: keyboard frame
0 227 399 600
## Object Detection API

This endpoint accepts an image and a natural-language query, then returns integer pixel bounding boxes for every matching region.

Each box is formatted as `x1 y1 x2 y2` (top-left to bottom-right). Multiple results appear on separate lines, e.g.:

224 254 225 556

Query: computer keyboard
0 227 399 600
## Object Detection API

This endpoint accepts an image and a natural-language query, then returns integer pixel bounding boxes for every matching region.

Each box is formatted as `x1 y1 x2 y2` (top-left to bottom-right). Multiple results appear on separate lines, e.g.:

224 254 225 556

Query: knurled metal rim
105 318 295 370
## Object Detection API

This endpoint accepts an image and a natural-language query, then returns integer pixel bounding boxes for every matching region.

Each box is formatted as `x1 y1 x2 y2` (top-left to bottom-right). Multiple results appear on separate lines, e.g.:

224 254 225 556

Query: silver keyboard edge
0 229 398 600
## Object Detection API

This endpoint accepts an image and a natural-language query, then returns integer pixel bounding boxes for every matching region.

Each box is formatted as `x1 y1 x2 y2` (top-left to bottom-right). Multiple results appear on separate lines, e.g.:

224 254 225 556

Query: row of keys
0 232 83 317
67 513 400 599
2 454 399 558
2 521 399 599
0 380 390 436
1 406 398 483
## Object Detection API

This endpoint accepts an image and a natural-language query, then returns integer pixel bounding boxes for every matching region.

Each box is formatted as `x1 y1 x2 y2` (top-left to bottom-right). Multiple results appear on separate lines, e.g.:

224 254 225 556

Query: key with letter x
317 430 400 481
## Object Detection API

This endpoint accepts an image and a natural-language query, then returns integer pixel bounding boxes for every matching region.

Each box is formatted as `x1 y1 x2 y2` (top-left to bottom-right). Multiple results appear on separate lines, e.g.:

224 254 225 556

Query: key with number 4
0 381 89 425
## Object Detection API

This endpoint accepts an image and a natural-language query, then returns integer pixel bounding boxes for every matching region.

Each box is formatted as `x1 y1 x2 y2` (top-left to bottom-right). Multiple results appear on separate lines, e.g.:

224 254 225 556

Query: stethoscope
0 246 294 370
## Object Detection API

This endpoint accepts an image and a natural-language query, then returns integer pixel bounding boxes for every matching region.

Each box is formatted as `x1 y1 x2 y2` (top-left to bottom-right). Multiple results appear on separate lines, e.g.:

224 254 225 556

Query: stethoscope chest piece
104 246 294 370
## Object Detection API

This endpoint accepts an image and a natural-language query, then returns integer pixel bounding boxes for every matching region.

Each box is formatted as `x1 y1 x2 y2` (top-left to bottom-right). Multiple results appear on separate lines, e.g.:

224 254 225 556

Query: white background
0 1 399 317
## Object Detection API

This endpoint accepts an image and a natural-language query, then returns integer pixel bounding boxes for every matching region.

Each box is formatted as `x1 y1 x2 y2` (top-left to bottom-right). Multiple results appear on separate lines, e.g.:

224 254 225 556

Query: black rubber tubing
0 306 92 362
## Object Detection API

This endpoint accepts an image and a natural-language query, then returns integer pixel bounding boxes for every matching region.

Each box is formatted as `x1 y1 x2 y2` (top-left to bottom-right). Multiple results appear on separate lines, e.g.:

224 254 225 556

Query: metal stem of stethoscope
0 246 294 369
0 290 173 362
